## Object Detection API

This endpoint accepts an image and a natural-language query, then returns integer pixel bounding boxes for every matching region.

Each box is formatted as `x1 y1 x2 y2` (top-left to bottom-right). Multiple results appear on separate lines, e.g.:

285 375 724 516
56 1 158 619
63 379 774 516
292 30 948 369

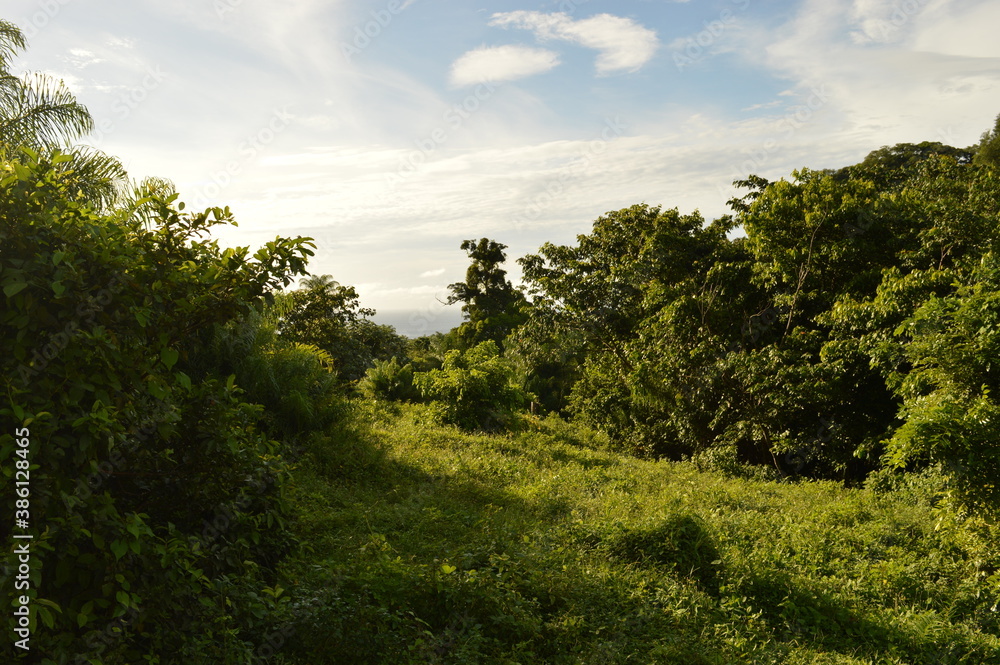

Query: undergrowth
274 402 1000 664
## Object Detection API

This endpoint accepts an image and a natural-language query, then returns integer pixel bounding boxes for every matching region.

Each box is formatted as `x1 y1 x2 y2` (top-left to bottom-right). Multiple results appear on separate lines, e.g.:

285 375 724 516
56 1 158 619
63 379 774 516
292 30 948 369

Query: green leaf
4 281 28 297
37 606 55 629
161 347 179 370
111 539 128 561
175 371 192 391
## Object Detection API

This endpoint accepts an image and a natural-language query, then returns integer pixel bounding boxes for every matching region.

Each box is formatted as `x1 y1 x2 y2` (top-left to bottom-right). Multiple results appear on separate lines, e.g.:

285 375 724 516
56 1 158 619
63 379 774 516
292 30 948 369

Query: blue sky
7 0 1000 334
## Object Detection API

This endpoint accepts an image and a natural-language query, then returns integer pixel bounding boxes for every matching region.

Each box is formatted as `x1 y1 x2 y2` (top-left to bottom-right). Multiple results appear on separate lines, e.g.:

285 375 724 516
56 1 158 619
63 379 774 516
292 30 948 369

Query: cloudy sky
7 0 1000 334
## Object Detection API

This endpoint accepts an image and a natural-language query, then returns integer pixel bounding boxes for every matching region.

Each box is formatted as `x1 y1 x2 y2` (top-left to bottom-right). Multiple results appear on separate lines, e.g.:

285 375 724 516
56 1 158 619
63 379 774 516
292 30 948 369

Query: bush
360 357 419 402
607 512 723 596
0 150 313 662
413 341 528 432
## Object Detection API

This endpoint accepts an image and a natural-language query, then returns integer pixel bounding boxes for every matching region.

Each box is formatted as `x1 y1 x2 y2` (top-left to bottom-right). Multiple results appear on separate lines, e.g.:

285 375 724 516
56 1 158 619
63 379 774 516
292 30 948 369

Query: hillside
275 403 1000 664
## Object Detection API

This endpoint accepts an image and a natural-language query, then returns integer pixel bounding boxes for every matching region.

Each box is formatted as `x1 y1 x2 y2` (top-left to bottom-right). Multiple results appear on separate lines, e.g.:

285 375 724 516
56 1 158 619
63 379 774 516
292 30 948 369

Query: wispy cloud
735 0 999 151
449 44 560 86
488 11 659 75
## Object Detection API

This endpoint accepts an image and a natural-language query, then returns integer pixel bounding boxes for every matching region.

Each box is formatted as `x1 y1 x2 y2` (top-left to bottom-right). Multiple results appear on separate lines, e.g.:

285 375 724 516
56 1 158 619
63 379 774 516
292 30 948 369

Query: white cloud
911 0 1000 59
849 0 907 44
488 11 659 75
735 0 1000 153
420 268 446 277
449 44 560 86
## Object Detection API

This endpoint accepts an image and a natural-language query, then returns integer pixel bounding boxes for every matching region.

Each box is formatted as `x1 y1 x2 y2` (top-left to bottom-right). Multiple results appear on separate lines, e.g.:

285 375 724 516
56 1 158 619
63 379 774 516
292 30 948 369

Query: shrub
0 150 313 662
607 512 723 595
413 341 528 432
360 357 419 402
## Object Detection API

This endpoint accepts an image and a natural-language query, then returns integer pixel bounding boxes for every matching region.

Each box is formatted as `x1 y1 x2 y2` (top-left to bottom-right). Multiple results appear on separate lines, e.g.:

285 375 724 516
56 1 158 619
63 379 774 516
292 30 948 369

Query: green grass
273 402 1000 664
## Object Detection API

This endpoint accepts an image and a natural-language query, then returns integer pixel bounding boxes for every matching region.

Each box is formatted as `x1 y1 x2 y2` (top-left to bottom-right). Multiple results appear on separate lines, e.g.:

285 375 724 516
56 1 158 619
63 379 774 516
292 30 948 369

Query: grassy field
275 402 1000 664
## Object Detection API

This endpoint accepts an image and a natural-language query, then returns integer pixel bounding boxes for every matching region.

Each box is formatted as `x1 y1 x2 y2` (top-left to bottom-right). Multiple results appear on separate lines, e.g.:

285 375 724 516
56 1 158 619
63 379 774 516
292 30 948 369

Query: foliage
503 312 585 415
446 238 528 349
278 403 1000 664
514 119 1000 508
0 150 314 662
0 20 128 211
607 512 723 596
413 341 528 432
884 252 1000 512
196 300 344 438
277 275 407 385
360 357 419 402
974 113 1000 168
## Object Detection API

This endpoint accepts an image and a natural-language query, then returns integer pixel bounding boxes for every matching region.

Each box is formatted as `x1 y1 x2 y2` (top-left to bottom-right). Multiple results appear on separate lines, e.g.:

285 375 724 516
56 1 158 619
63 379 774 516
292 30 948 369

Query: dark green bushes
0 150 314 662
414 340 529 433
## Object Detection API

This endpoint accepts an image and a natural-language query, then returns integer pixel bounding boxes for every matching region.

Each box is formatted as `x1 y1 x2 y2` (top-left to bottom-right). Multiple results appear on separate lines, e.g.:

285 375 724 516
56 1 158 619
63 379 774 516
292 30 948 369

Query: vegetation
278 404 1000 664
3 18 1000 664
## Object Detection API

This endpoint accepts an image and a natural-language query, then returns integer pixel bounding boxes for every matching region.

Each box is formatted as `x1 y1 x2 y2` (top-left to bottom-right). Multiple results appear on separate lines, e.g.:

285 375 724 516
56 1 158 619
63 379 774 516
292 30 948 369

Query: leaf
440 564 456 575
4 281 28 297
37 605 55 629
175 371 192 391
161 347 179 370
111 539 128 561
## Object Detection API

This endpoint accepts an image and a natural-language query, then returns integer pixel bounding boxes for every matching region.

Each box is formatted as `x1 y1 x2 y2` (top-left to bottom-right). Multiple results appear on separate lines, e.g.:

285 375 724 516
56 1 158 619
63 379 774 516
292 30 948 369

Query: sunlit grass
277 402 1000 664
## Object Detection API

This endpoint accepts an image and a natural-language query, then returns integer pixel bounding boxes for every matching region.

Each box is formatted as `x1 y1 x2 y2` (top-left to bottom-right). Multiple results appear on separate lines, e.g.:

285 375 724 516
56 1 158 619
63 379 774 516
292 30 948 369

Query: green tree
974 112 1000 168
885 252 1000 513
520 204 739 456
0 20 127 210
278 275 405 384
1 150 315 660
447 238 527 349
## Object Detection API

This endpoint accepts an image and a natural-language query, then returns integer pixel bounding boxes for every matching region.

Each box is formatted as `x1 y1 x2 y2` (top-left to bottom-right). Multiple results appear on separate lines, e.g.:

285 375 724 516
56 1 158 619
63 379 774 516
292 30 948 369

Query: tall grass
276 403 1000 664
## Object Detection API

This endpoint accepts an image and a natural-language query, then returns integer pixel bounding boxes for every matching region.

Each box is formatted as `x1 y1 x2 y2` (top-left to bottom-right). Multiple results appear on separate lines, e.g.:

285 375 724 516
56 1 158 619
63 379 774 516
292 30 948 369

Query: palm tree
0 19 129 210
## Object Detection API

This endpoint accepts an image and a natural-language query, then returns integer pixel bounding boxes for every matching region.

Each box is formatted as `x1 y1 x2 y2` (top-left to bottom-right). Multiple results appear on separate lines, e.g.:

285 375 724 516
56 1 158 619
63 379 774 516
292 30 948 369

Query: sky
7 0 1000 335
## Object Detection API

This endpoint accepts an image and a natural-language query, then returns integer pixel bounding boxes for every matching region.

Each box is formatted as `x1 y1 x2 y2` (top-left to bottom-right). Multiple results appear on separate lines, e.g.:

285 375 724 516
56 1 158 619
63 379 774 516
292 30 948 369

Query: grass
273 401 1000 664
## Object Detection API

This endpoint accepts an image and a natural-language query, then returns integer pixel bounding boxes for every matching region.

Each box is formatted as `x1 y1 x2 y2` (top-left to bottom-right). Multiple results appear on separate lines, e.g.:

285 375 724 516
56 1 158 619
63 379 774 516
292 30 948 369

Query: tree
446 238 527 349
1 150 315 660
520 205 741 456
0 19 128 210
277 275 406 384
974 112 1000 168
885 252 1000 513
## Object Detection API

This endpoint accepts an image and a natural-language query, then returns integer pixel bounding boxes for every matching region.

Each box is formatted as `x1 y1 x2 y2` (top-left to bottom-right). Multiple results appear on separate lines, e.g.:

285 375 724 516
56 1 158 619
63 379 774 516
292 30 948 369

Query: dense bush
0 150 313 662
360 356 419 402
414 340 529 432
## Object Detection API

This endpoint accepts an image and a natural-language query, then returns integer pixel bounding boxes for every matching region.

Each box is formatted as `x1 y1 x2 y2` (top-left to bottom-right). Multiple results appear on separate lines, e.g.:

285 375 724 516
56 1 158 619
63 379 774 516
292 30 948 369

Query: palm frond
57 145 128 210
0 72 94 149
0 20 26 74
111 175 178 225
